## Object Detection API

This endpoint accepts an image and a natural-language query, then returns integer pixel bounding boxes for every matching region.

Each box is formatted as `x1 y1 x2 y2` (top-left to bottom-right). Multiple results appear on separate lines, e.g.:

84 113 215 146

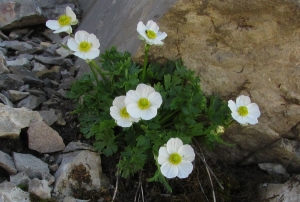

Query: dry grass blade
112 167 120 201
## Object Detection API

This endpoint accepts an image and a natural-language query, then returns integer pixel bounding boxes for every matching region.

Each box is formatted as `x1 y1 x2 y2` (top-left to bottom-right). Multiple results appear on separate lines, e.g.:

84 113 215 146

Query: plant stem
141 44 150 82
159 109 180 125
88 62 100 84
89 60 108 82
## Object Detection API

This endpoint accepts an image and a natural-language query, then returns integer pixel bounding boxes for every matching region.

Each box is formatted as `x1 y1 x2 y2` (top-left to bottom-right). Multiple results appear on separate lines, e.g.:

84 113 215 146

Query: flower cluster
110 83 162 127
45 6 262 191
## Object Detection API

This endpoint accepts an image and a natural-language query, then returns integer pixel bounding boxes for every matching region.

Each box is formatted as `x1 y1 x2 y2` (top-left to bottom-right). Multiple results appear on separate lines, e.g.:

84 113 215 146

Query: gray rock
9 28 29 40
28 178 52 199
0 74 24 91
0 93 13 107
42 29 63 44
64 142 95 153
49 164 59 172
55 109 66 126
31 61 48 73
38 109 58 126
0 182 30 202
56 46 72 58
0 40 33 51
7 58 31 69
16 94 45 110
258 163 290 178
17 54 34 61
27 121 65 153
13 152 54 184
35 55 66 65
0 150 17 175
0 103 42 138
6 90 29 102
53 150 102 200
59 76 76 90
0 54 9 74
8 66 43 85
34 65 61 79
10 172 31 187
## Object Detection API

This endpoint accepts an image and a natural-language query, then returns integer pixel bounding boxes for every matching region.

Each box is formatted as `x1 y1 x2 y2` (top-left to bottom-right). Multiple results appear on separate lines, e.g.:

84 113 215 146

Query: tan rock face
134 0 300 168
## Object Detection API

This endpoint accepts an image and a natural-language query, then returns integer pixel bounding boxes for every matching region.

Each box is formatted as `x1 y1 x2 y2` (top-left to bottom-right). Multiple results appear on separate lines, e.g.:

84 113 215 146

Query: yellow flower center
238 106 248 116
120 107 130 118
145 30 157 39
58 15 71 26
169 153 182 165
138 98 151 110
78 41 92 52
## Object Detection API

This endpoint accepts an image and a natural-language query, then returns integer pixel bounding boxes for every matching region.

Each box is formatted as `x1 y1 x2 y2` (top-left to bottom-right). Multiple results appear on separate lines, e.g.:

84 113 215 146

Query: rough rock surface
133 0 300 169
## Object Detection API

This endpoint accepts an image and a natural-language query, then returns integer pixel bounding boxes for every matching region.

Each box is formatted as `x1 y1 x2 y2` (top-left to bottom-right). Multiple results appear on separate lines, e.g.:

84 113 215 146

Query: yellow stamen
78 41 92 52
120 107 130 118
138 98 151 110
238 106 248 116
145 30 157 39
58 15 71 26
169 153 182 165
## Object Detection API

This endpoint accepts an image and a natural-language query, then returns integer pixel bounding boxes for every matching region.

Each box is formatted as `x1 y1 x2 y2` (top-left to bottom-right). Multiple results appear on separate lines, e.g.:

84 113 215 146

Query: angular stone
0 93 13 107
55 46 72 58
0 40 33 51
0 182 30 201
17 53 34 61
0 103 42 138
0 150 17 175
42 29 63 44
8 66 43 85
9 28 29 40
38 109 58 126
7 58 31 69
28 178 52 199
27 121 65 153
34 65 61 79
10 172 31 187
16 94 45 110
258 163 289 178
6 90 29 102
0 74 24 91
63 142 95 153
0 53 9 74
59 76 76 90
34 55 66 65
31 61 48 72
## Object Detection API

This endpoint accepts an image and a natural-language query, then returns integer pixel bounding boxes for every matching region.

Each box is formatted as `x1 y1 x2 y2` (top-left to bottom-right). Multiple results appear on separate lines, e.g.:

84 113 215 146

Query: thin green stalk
141 44 150 82
159 109 181 125
89 60 108 82
89 63 100 84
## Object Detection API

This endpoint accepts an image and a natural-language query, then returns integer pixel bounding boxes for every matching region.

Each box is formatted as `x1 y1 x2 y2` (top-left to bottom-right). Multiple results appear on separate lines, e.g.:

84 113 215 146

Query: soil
0 25 276 202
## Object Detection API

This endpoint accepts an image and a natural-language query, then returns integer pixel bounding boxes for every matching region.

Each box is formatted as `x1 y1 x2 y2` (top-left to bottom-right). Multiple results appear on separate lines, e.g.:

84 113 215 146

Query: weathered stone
63 141 95 153
34 65 61 79
6 90 29 102
0 40 33 51
42 29 63 44
35 55 66 65
53 150 102 200
0 74 24 90
259 175 300 202
9 28 29 40
10 172 31 187
0 103 42 138
8 66 43 85
27 121 65 153
258 163 289 178
13 152 54 184
56 46 72 58
0 150 17 175
17 53 34 61
6 58 31 69
55 109 66 126
0 182 30 202
28 178 52 199
0 54 9 74
0 93 13 107
16 94 45 110
59 76 76 90
38 109 58 126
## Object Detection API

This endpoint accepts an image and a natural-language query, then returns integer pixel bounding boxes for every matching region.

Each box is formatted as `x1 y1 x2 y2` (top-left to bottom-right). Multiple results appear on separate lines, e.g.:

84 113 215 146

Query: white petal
177 161 193 178
178 145 195 162
110 106 122 120
126 103 141 118
53 26 69 33
46 20 60 30
137 21 146 35
155 32 167 41
247 103 261 118
66 6 77 22
85 48 100 59
236 95 251 107
136 84 154 97
228 100 237 112
117 119 133 127
67 38 79 51
148 92 162 108
152 40 164 46
158 147 169 165
88 34 100 48
146 20 159 33
75 30 89 43
160 162 178 178
140 107 157 120
74 51 86 60
113 96 126 108
232 113 246 124
125 90 140 105
166 138 183 154
243 115 258 125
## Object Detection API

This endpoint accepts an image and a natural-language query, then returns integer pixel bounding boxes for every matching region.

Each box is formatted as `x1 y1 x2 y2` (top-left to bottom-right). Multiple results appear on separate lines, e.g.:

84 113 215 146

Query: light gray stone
28 178 52 199
27 121 65 153
38 109 58 126
9 66 43 85
63 142 95 153
0 74 24 91
0 182 30 202
0 150 17 175
31 61 48 72
16 94 45 110
6 90 29 102
9 28 29 40
6 58 31 69
0 40 33 51
0 103 42 138
258 163 290 178
0 93 13 107
34 65 61 79
10 172 31 187
0 53 9 74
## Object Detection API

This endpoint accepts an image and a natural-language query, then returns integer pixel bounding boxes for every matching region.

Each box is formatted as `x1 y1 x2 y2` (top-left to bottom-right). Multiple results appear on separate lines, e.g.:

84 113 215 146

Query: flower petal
228 100 237 112
178 145 195 162
75 30 89 43
146 20 159 33
67 38 79 51
126 103 141 118
247 103 261 118
136 83 154 97
156 32 167 41
160 162 178 178
140 107 157 120
125 90 140 105
243 115 258 125
46 20 60 30
54 26 69 33
110 106 122 120
74 51 86 60
232 113 247 124
148 92 162 108
177 161 193 178
88 33 100 48
117 119 133 127
66 6 77 22
158 147 169 165
113 96 126 108
85 48 100 60
166 138 183 154
236 95 251 107
137 21 146 35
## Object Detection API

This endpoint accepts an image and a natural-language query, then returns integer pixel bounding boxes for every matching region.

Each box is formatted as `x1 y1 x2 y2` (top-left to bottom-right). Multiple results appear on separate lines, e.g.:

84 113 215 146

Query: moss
29 193 57 202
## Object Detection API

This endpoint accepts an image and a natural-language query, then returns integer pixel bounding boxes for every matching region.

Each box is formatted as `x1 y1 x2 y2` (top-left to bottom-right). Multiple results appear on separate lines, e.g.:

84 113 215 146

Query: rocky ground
0 0 299 202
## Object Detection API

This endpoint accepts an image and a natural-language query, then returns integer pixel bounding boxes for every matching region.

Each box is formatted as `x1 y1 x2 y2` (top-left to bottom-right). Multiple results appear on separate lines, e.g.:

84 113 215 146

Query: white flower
228 95 261 125
137 20 167 46
46 6 78 34
158 138 195 179
125 84 162 120
67 30 100 60
110 96 140 127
